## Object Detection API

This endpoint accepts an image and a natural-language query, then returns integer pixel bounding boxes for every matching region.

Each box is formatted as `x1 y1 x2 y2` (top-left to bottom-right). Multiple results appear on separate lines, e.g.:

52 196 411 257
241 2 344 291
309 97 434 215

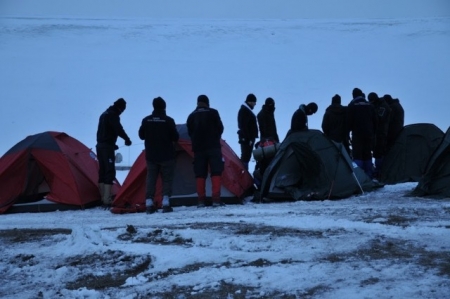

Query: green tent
414 127 450 198
379 123 444 184
260 130 376 201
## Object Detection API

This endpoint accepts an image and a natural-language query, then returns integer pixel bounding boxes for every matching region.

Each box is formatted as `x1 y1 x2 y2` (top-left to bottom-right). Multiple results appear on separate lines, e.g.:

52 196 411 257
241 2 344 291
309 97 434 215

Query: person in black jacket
368 92 391 178
257 97 279 143
321 94 350 154
289 102 318 133
187 95 225 207
347 88 377 178
383 94 405 152
237 93 258 171
96 98 132 207
139 97 179 214
253 97 279 187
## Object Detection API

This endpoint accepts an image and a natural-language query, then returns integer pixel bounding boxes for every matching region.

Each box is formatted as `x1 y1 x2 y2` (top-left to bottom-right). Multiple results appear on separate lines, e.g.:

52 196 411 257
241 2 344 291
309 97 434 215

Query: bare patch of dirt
322 236 450 278
0 228 71 243
62 250 152 290
162 222 344 238
118 227 194 245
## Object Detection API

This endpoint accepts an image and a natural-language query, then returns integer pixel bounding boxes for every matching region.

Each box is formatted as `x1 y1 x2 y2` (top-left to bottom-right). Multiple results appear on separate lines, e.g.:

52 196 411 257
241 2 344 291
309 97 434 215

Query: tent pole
352 171 364 195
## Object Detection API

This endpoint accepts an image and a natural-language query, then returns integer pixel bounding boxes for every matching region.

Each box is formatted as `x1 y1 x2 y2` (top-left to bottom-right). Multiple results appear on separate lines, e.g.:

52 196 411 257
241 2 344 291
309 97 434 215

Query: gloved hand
125 139 132 146
114 145 119 150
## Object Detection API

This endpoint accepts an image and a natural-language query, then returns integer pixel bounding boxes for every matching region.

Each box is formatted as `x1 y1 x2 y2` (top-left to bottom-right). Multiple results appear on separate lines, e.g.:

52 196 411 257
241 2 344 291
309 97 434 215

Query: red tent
0 131 120 213
111 124 254 213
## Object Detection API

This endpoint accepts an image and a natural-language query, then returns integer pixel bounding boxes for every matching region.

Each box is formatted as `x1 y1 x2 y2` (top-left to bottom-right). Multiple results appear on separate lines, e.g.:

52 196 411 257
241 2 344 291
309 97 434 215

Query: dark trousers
96 143 116 184
145 159 176 199
351 137 373 160
193 148 224 178
240 140 254 170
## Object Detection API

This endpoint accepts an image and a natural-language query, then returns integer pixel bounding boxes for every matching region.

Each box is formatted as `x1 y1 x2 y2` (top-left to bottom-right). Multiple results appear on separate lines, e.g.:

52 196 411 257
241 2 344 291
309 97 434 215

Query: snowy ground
0 183 449 299
1 2 450 298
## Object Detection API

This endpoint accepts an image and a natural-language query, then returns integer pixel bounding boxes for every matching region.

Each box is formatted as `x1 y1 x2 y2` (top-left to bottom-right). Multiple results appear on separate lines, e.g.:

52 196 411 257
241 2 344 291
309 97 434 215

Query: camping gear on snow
379 123 444 184
413 126 450 198
259 129 377 202
0 131 120 214
111 124 254 214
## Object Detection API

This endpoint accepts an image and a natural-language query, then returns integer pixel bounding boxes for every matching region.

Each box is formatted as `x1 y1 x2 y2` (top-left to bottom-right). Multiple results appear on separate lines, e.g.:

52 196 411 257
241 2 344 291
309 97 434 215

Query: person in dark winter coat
237 93 258 171
187 95 225 207
253 97 279 188
96 98 132 206
368 92 391 178
138 97 179 214
321 94 350 154
289 102 318 133
383 94 405 152
347 88 377 178
257 97 279 143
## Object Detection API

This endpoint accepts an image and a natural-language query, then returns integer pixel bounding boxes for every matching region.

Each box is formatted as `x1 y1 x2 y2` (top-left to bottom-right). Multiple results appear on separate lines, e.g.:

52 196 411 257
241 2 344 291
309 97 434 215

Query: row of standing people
95 94 318 212
238 88 404 185
95 89 404 212
95 96 225 213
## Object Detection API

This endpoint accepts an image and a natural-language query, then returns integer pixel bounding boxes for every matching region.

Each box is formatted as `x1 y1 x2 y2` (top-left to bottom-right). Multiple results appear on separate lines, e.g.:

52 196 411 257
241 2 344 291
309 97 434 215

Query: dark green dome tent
414 126 450 198
259 130 377 202
379 124 444 185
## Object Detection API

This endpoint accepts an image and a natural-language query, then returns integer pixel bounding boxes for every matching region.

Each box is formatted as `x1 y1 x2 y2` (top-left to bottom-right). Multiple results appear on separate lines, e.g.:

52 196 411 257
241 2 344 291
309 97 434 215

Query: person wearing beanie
347 88 377 178
96 97 132 207
289 102 318 134
321 94 350 154
367 92 391 179
139 96 179 214
383 94 404 152
186 94 225 207
237 93 259 171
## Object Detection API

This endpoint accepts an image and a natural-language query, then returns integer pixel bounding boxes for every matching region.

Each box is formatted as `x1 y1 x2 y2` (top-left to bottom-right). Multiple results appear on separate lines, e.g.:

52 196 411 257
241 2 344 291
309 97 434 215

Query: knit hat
331 94 341 105
265 97 275 106
197 94 209 105
152 97 166 110
113 98 126 112
367 92 379 103
246 93 257 103
352 88 363 98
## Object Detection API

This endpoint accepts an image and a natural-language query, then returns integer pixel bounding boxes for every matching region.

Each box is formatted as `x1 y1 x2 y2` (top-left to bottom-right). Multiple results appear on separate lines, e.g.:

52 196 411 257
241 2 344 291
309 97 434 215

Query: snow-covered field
1 1 450 298
1 16 449 165
0 183 449 298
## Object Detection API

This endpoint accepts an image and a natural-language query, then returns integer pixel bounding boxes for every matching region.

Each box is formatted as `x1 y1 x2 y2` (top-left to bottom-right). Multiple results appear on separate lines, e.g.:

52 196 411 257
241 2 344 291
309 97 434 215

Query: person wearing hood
139 97 179 214
289 102 318 133
96 97 132 207
383 94 404 152
321 94 350 154
368 92 391 178
237 93 259 171
187 95 225 208
347 88 377 178
257 97 279 143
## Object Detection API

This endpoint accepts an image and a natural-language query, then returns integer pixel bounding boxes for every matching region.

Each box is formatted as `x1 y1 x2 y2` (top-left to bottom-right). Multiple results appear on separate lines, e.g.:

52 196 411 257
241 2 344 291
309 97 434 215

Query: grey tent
379 123 444 184
413 127 450 198
260 130 377 201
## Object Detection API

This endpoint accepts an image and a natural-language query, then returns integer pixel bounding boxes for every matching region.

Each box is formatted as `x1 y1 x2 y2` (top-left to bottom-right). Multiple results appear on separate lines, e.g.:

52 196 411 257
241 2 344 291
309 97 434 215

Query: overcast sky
1 0 449 19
